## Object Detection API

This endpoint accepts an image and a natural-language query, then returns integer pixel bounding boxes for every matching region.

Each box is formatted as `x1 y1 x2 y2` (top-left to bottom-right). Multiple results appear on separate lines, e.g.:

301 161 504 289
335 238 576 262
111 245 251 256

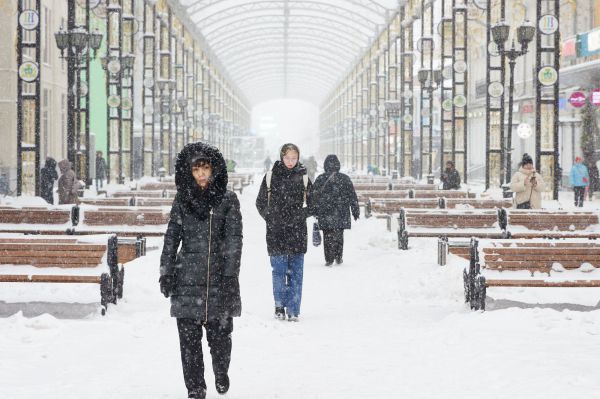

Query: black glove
352 211 360 221
159 275 176 298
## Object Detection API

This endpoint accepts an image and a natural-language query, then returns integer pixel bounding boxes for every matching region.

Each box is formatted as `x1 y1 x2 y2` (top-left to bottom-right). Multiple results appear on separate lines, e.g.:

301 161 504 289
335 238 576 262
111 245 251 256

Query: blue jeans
270 254 304 317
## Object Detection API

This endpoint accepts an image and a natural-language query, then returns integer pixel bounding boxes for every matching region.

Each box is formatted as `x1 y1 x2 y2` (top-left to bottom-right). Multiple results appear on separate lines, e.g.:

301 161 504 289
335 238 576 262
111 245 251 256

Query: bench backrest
507 210 599 231
402 209 499 229
0 207 72 225
81 207 170 226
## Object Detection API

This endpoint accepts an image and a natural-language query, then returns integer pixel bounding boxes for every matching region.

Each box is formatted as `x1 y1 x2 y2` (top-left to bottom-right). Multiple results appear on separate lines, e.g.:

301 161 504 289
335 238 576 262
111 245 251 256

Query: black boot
188 388 206 399
215 374 230 394
274 306 285 320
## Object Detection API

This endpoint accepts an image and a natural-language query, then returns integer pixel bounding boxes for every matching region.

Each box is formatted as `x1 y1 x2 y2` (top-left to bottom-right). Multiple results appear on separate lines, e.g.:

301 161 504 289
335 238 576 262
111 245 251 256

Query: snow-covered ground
1 180 600 398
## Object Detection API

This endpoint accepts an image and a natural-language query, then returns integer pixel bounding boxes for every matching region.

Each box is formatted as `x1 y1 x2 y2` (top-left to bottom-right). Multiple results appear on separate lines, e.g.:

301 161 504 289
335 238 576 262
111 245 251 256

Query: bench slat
485 279 600 288
0 275 102 283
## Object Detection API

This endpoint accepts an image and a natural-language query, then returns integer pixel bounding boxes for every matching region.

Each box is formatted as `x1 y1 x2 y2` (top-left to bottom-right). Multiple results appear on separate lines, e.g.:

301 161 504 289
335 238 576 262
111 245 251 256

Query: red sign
569 91 587 108
522 102 534 113
592 88 600 106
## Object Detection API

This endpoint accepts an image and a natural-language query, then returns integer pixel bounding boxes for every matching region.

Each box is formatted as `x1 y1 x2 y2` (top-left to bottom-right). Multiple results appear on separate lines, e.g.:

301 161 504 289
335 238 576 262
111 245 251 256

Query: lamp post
417 68 442 180
55 25 103 184
491 19 536 183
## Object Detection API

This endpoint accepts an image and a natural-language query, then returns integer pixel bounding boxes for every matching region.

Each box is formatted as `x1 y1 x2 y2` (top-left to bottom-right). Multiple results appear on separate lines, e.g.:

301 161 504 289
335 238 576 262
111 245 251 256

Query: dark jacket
96 156 107 179
441 168 461 190
40 158 58 204
311 155 359 230
160 142 243 321
256 160 313 256
57 159 79 204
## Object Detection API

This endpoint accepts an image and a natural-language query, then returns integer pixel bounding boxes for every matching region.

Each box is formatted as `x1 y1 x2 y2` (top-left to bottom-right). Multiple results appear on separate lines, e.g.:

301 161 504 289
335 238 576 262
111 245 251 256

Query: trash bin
426 174 435 185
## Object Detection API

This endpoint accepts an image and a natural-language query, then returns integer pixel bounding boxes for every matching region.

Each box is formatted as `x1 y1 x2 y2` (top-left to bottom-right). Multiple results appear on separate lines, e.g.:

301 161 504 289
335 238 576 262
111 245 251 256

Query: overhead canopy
177 0 397 105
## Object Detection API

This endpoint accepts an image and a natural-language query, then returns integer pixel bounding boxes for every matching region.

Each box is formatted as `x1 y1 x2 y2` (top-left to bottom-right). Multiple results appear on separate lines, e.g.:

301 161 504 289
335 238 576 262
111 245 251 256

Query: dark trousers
323 229 344 263
574 186 586 207
176 317 233 395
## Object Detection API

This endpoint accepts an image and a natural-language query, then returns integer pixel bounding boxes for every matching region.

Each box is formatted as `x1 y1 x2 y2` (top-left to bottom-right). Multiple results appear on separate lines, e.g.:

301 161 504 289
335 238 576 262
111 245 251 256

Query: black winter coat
441 168 461 190
40 158 58 204
256 161 313 256
160 142 243 321
311 155 359 230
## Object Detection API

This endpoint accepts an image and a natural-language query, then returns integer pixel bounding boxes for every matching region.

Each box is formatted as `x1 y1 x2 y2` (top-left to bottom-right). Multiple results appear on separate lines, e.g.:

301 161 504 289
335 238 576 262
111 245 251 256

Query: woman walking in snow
510 153 545 209
311 154 359 266
256 143 313 322
159 142 243 399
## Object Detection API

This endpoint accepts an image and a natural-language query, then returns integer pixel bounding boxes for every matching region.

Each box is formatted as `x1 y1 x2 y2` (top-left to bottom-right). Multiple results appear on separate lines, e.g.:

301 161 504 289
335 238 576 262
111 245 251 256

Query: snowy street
1 181 600 398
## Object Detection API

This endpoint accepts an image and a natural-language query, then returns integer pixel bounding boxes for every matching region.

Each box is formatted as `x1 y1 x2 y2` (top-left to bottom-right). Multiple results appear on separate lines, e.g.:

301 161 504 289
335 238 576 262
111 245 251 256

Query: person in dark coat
311 154 359 266
159 142 243 399
57 159 79 204
95 151 107 191
39 157 58 204
256 143 313 322
263 156 272 172
440 160 461 190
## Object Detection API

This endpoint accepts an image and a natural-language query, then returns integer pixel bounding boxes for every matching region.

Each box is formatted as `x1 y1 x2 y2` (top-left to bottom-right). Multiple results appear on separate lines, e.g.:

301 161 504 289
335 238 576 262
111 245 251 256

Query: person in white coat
510 153 545 209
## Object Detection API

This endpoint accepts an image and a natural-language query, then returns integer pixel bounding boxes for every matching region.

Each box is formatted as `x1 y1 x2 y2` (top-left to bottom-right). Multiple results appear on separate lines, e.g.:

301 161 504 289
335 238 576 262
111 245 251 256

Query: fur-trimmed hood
175 142 228 220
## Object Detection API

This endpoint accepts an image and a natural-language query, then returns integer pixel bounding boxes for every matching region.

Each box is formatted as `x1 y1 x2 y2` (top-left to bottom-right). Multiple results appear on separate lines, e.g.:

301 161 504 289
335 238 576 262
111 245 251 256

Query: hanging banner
578 28 600 57
591 88 600 106
561 37 577 57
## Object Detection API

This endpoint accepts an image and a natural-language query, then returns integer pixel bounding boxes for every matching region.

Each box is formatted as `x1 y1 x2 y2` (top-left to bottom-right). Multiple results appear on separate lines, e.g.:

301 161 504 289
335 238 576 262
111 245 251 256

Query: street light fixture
491 19 535 183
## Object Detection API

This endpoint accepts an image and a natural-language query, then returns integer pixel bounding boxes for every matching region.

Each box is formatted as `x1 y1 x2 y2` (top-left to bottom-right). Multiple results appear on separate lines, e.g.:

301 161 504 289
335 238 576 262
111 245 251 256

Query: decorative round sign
143 77 154 88
108 59 121 75
568 91 586 108
73 81 89 97
488 81 504 98
538 66 558 86
378 104 386 114
473 0 487 10
454 60 467 74
107 95 121 108
453 94 467 108
403 114 413 124
18 61 39 82
89 0 102 9
539 14 559 35
19 10 39 30
517 123 532 139
488 41 500 57
121 97 133 111
403 90 413 100
369 108 377 117
442 99 454 111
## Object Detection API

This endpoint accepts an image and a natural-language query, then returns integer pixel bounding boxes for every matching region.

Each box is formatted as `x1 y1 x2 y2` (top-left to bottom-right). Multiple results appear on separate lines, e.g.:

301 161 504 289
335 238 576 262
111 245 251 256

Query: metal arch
203 14 375 39
234 66 339 88
232 63 339 84
212 30 362 55
217 42 354 66
239 76 332 90
183 0 388 19
205 19 371 44
225 54 344 79
190 1 383 31
243 83 327 101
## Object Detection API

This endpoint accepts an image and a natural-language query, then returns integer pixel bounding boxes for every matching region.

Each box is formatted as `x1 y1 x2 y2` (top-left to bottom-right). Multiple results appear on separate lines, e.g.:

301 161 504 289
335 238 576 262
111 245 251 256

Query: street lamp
55 25 103 186
491 19 535 182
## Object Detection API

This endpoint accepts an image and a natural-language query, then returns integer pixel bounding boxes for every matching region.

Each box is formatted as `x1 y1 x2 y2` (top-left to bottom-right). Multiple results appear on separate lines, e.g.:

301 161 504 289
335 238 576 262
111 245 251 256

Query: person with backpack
570 156 589 207
159 142 243 399
255 143 313 322
311 154 359 266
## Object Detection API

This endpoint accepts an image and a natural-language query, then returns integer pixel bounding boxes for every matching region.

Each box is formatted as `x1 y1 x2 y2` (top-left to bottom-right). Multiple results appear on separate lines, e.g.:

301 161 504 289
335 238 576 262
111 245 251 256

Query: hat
575 156 582 163
521 153 533 166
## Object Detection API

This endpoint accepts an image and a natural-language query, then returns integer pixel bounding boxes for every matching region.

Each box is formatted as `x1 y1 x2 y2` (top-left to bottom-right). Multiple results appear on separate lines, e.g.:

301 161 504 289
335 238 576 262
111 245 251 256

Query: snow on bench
463 238 600 311
0 235 123 315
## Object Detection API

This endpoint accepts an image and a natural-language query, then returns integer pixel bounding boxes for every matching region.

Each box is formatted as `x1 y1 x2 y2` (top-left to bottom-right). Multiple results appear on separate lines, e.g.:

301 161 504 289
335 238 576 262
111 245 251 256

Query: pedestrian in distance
95 151 107 191
159 142 243 399
256 143 313 322
305 155 318 182
570 156 589 207
57 159 79 205
586 158 599 200
40 157 58 204
510 153 545 209
310 154 359 266
440 160 461 190
263 156 272 173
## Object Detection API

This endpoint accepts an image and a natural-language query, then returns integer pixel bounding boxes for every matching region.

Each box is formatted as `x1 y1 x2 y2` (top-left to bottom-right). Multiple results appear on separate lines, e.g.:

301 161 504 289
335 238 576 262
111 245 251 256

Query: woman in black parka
311 154 359 266
256 143 312 322
159 142 243 399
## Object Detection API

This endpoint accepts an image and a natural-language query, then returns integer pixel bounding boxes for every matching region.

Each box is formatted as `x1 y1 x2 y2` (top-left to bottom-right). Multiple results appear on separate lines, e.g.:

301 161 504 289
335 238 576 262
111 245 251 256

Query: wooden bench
139 178 244 193
113 190 165 198
445 198 512 209
0 235 122 315
397 208 506 250
356 190 409 204
463 238 600 310
412 190 475 199
0 206 73 224
353 183 391 191
133 197 173 207
390 183 437 191
80 198 133 206
507 209 600 238
229 173 254 186
366 197 512 219
437 236 471 265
